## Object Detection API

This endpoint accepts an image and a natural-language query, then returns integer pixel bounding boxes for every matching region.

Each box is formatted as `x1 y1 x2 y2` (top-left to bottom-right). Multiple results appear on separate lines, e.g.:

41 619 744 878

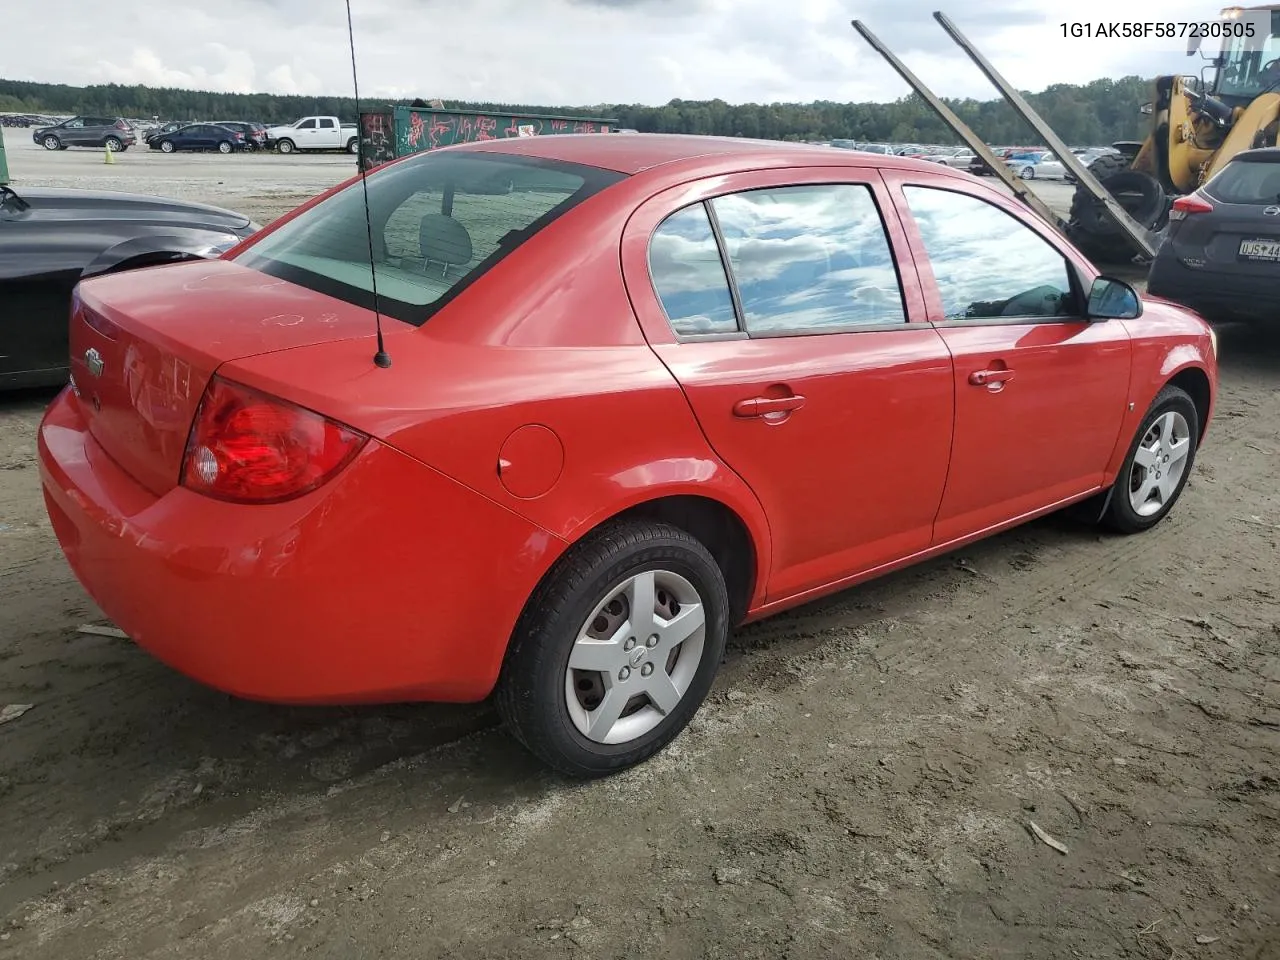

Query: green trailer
358 105 619 172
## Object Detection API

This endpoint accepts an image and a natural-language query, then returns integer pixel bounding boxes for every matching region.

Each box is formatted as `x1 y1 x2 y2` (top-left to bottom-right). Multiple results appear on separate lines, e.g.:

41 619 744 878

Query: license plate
1238 238 1280 261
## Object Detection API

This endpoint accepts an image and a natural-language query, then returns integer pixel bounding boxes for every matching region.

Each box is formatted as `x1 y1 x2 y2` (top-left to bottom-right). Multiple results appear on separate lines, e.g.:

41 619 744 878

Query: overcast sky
4 0 1251 105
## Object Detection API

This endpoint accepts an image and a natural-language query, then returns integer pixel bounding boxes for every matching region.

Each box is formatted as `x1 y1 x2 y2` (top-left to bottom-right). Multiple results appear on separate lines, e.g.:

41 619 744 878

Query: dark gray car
32 116 138 151
1147 148 1280 324
0 185 258 389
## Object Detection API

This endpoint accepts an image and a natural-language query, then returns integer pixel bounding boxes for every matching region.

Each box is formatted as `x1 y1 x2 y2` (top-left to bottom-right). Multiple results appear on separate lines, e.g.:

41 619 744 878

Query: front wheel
42 135 61 150
496 519 730 778
1102 385 1200 534
1019 165 1035 180
277 139 295 154
159 140 175 153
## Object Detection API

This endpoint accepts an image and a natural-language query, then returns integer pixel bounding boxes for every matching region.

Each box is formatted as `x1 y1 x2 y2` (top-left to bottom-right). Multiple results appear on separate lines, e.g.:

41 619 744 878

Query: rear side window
236 151 626 326
903 186 1075 320
710 184 906 335
1205 159 1280 204
649 205 739 336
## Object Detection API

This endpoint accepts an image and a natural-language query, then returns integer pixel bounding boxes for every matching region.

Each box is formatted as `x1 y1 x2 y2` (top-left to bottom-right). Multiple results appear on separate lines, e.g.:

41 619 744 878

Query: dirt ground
1 129 1278 960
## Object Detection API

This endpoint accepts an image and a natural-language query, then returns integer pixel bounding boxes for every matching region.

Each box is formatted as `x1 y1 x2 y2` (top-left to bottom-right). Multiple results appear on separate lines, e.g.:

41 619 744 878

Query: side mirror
1087 276 1142 321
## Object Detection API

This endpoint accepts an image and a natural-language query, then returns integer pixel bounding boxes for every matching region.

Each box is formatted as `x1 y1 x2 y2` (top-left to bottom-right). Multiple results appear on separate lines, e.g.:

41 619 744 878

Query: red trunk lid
69 258 386 497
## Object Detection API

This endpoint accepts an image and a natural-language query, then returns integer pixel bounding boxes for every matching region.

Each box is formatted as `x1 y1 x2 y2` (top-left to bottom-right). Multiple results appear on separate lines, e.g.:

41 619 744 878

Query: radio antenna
344 0 391 368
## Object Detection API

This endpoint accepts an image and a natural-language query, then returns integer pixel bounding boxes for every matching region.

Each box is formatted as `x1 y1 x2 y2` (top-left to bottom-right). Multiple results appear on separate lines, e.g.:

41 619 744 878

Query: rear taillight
1169 194 1213 220
181 377 368 504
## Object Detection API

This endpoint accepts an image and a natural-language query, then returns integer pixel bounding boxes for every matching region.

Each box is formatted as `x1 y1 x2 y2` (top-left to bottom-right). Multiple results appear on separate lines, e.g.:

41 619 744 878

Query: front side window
236 151 625 326
709 184 907 335
298 119 317 130
648 204 739 336
902 186 1076 320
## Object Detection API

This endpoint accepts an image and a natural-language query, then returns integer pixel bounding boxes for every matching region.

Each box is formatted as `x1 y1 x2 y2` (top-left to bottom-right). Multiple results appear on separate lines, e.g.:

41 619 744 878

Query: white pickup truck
267 116 359 154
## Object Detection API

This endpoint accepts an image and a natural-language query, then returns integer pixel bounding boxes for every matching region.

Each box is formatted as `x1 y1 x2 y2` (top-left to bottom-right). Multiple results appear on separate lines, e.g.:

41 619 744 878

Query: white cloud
3 0 1266 104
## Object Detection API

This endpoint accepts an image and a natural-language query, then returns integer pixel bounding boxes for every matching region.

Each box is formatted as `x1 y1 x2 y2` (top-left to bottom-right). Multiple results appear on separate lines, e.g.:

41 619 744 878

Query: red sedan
39 134 1218 777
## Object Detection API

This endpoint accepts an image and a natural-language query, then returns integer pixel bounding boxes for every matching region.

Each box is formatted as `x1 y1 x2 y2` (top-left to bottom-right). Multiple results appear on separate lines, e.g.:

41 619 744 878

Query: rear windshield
1205 158 1280 204
235 150 626 326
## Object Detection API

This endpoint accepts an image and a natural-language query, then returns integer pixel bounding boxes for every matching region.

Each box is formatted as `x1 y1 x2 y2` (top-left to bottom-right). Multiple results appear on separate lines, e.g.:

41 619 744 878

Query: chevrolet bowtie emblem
84 347 104 377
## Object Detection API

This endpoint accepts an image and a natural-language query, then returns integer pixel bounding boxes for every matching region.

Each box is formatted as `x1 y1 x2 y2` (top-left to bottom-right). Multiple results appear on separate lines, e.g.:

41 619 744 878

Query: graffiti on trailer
398 112 611 156
359 112 395 172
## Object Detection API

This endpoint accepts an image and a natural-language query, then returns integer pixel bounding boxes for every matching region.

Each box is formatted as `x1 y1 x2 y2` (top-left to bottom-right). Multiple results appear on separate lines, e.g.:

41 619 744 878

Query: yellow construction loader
1066 4 1280 260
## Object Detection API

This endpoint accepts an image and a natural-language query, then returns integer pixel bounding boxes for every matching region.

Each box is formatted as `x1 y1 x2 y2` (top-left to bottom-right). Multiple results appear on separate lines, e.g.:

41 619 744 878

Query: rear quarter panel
221 183 775 608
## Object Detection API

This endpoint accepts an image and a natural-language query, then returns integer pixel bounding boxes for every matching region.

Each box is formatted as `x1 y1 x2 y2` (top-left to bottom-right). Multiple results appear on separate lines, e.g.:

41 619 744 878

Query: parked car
38 135 1218 778
1007 151 1067 180
938 149 976 168
267 115 360 154
0 184 257 389
212 121 268 150
1146 147 1280 323
148 123 247 154
248 121 272 148
143 121 193 143
969 147 1043 177
32 116 137 151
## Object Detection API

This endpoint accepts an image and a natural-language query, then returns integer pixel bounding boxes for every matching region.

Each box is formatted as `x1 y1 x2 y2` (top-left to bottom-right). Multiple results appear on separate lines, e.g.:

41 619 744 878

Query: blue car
148 123 246 154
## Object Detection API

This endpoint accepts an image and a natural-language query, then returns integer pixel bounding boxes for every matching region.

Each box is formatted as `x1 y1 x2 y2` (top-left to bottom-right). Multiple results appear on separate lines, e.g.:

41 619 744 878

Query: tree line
0 76 1153 146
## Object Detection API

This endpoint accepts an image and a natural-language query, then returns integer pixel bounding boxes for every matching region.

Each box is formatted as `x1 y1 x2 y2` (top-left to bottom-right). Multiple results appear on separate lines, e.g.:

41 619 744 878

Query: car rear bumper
1147 256 1279 321
38 387 563 705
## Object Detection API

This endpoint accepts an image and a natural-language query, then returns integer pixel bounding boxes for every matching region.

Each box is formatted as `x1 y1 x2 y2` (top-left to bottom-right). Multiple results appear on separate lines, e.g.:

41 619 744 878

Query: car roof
451 132 975 178
1232 147 1280 163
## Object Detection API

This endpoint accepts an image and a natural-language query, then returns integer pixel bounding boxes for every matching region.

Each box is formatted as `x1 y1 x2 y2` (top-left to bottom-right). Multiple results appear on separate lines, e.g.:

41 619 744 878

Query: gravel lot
1 127 1278 960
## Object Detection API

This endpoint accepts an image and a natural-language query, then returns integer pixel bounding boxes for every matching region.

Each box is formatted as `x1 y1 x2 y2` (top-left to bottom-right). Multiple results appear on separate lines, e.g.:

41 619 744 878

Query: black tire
1102 385 1200 535
1065 153 1166 263
1019 165 1035 180
496 519 730 778
277 139 295 154
217 140 232 154
104 136 123 152
346 137 359 154
42 135 61 150
159 140 175 154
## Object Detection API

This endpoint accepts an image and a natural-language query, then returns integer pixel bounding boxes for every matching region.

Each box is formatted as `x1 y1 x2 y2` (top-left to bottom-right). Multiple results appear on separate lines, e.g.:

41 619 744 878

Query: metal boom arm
850 13 1161 260
849 18 1065 231
931 11 1159 259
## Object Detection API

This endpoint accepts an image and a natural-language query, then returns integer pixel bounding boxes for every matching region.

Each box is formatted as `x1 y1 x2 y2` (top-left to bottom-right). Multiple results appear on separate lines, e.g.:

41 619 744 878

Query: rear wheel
217 140 232 154
346 137 359 154
496 519 730 778
1102 385 1199 534
104 136 123 152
